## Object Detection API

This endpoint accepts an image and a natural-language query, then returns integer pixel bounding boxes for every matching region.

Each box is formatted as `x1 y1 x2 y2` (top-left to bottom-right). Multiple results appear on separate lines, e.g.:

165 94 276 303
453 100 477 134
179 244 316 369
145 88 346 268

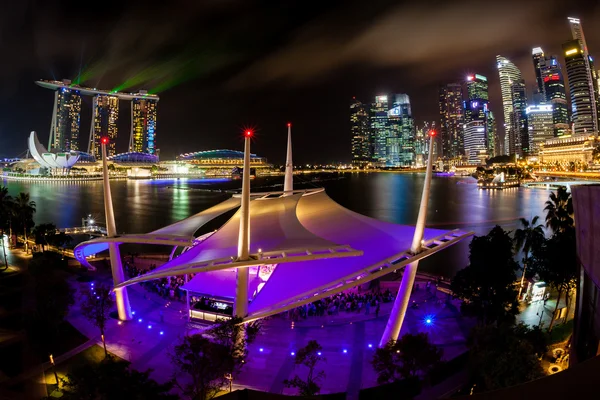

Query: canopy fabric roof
182 269 262 300
246 191 448 317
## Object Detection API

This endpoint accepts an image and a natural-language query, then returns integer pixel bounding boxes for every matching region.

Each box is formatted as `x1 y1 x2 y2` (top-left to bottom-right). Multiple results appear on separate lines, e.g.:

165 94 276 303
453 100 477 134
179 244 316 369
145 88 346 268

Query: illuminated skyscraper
532 47 546 103
526 105 554 155
511 79 528 156
496 55 523 155
541 55 569 136
91 95 119 158
463 74 492 161
563 40 598 134
350 98 371 167
389 94 415 166
370 95 389 164
49 80 82 152
130 94 158 154
487 111 497 157
567 17 598 134
439 83 464 159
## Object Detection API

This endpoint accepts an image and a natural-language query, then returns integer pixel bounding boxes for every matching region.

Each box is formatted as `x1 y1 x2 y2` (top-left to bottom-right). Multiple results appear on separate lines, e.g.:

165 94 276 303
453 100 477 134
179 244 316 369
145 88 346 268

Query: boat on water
477 172 520 190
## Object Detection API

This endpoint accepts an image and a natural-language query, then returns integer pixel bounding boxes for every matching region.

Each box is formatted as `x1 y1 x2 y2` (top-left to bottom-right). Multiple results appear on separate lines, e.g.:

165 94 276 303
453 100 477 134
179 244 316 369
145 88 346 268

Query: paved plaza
66 271 475 397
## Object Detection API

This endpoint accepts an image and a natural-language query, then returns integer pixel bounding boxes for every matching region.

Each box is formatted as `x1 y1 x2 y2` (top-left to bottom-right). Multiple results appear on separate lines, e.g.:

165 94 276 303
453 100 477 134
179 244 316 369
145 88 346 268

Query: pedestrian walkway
65 273 475 395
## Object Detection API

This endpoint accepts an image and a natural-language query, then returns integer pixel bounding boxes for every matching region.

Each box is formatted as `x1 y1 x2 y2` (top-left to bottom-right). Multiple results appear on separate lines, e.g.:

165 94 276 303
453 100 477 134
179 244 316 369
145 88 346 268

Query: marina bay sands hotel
36 79 159 158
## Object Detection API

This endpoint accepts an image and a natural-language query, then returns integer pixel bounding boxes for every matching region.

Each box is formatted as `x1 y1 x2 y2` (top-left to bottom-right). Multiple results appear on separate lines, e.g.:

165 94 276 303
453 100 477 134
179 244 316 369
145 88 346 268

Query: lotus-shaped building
28 131 80 170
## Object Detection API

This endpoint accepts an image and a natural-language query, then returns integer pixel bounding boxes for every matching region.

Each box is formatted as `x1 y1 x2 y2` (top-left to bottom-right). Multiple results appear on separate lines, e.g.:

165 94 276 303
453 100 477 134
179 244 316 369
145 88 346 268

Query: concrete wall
572 185 600 288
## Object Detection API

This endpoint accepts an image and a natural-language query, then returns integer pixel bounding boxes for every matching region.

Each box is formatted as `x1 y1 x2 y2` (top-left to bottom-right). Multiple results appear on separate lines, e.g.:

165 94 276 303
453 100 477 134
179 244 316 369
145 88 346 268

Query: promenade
65 271 475 397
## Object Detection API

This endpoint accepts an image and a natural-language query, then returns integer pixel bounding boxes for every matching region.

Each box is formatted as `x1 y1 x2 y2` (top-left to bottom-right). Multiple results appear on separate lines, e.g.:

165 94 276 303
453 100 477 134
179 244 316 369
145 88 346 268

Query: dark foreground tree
32 223 57 252
544 187 573 235
451 226 519 325
513 216 545 299
372 333 442 384
468 323 546 392
284 340 326 396
171 317 260 400
60 356 176 400
80 284 114 357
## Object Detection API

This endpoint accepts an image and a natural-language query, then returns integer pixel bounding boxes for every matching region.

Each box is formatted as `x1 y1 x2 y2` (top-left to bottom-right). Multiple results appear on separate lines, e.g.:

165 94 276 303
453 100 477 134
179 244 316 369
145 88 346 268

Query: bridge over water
522 180 600 192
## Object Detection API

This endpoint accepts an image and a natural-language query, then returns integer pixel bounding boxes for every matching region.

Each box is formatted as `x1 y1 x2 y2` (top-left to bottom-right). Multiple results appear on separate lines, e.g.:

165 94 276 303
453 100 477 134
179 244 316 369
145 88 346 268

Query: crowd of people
286 289 395 321
125 259 192 302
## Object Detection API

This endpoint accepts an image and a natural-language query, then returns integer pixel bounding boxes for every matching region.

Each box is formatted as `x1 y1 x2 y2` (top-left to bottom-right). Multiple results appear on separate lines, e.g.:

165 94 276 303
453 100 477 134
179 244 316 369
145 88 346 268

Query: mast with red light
100 136 132 321
284 123 293 195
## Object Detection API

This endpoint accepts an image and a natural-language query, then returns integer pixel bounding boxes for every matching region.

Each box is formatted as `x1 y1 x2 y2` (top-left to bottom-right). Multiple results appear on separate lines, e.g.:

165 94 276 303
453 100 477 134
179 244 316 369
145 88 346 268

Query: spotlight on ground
343 349 348 354
259 348 264 352
138 318 142 322
368 344 373 348
160 331 164 335
290 351 295 356
147 325 152 329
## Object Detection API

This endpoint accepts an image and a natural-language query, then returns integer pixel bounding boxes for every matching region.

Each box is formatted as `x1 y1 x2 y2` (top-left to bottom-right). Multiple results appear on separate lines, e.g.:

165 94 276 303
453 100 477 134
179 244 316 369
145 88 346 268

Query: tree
468 323 546 392
451 226 519 325
14 192 36 252
170 317 260 400
513 216 545 299
32 223 57 252
544 187 573 235
80 284 114 357
529 231 577 331
170 334 236 400
284 340 326 396
60 356 176 399
26 252 74 358
372 333 442 385
0 186 12 271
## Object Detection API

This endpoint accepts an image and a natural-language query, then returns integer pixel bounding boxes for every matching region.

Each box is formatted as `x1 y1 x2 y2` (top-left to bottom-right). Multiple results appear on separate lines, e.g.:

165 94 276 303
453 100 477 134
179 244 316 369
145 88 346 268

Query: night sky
0 0 598 164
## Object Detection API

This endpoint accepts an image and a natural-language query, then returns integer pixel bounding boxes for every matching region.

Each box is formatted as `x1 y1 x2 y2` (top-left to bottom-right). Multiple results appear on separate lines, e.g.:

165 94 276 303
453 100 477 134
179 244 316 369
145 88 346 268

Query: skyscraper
130 95 158 154
50 84 82 152
496 55 523 155
541 55 569 136
370 96 389 164
563 40 598 134
91 95 119 158
439 83 464 159
389 94 415 166
566 17 598 134
511 79 528 156
350 98 371 167
526 105 554 155
487 111 497 157
532 47 547 103
463 74 492 163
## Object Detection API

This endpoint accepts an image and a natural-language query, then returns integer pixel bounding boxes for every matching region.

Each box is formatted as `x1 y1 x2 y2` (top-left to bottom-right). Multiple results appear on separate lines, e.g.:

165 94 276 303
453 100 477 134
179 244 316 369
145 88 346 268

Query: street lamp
49 354 59 387
225 373 233 392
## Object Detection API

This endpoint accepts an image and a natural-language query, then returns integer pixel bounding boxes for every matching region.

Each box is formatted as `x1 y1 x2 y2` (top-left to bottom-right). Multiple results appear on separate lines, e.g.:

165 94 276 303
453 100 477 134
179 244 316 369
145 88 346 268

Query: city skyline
0 1 598 163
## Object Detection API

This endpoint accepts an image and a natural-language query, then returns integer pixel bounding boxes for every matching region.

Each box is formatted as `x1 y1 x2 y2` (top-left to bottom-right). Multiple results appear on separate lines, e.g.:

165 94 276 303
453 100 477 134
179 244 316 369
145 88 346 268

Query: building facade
532 47 546 102
496 55 523 156
526 105 554 155
539 134 596 165
350 98 372 167
51 83 82 152
439 83 464 159
370 96 389 164
463 74 492 163
92 95 119 158
389 94 415 166
563 40 598 134
542 55 570 136
131 95 158 155
511 79 528 157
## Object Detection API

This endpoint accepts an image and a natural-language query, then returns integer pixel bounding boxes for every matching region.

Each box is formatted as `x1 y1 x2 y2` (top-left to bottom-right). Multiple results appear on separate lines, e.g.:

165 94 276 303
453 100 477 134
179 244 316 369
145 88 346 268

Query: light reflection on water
1 174 551 277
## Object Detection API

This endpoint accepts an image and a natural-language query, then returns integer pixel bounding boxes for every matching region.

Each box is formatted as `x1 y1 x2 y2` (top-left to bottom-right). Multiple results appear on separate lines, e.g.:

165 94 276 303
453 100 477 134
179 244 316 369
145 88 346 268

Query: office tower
511 79 528 156
497 55 523 155
50 83 82 152
541 56 569 136
439 83 464 159
532 47 546 101
463 74 492 162
566 17 598 133
390 94 415 166
350 98 371 167
92 95 119 158
563 40 598 134
370 96 389 164
131 95 158 154
526 105 554 155
487 111 497 157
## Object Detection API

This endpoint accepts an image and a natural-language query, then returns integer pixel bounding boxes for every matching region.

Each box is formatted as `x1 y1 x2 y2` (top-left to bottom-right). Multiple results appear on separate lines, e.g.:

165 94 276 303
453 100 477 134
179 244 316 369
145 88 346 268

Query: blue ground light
424 315 435 326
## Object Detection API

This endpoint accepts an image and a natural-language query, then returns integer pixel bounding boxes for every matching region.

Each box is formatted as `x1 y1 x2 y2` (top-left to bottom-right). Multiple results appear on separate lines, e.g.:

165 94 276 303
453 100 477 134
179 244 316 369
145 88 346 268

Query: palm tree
14 192 36 253
0 186 12 270
544 187 574 234
514 216 545 300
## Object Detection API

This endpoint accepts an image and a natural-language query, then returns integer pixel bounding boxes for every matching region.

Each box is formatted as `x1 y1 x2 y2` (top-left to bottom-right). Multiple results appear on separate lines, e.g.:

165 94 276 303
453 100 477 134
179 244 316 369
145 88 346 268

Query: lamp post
101 137 132 321
49 354 59 387
379 129 437 347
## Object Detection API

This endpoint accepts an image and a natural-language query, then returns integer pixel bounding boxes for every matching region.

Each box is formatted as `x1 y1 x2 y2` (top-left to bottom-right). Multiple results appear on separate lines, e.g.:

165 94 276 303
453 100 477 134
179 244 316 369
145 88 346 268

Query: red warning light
245 130 253 137
429 130 437 137
287 122 291 127
101 137 109 144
